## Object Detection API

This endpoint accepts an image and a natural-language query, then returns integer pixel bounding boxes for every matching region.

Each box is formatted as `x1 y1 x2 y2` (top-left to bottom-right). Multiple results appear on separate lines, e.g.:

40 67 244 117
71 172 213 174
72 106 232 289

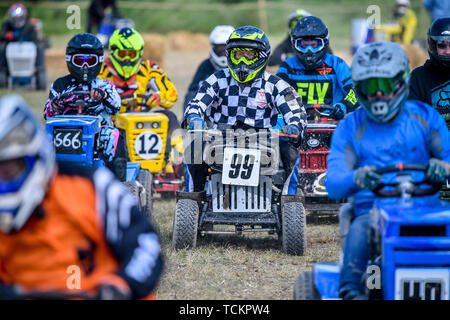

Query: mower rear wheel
281 201 306 255
293 271 321 300
137 169 153 218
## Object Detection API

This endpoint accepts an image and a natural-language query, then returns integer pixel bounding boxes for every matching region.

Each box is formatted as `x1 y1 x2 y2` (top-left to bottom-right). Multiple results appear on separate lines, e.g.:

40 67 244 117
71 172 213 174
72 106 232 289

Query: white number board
222 147 261 187
134 131 163 160
395 268 449 300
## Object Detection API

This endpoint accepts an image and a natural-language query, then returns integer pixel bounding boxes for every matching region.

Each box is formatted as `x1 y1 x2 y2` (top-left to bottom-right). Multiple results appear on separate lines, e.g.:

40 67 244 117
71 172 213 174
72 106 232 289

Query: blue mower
294 163 450 300
45 90 153 217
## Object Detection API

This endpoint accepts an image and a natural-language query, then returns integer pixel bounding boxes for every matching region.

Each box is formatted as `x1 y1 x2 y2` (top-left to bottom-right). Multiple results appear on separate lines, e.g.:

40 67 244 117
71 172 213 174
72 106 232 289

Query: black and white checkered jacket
184 68 307 131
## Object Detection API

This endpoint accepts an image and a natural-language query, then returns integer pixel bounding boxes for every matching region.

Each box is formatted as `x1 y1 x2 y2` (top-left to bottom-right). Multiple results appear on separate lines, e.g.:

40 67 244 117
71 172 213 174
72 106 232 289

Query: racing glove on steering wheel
427 158 450 183
323 103 346 120
354 165 381 190
281 124 300 141
186 114 206 130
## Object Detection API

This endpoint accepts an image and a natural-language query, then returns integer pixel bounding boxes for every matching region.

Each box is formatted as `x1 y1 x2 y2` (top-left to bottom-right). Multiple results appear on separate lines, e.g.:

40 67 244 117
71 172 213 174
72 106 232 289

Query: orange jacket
0 165 163 299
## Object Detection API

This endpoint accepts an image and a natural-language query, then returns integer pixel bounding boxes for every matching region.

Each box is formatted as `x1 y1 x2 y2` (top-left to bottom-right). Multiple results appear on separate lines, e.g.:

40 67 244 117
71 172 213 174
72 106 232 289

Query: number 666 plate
222 147 261 186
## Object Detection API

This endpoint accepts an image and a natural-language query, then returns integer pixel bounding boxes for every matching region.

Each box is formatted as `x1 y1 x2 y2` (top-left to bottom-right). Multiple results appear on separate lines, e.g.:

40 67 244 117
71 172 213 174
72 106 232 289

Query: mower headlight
151 122 161 129
136 122 144 129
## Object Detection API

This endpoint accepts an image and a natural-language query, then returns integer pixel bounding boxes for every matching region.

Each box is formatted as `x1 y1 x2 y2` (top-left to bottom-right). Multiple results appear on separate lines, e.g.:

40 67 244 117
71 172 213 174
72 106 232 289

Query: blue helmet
290 16 329 70
0 95 55 233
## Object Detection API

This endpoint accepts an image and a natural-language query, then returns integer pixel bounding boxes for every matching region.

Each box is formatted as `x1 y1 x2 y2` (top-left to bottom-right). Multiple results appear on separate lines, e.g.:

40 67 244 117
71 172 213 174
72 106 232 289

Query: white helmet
352 42 410 123
209 25 235 69
0 95 55 233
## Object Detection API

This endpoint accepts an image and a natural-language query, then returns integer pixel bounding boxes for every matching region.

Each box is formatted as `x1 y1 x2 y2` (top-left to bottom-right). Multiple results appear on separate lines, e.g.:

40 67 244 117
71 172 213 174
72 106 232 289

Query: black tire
282 201 306 255
0 71 7 88
172 199 199 250
293 271 321 300
137 169 153 218
123 181 142 211
36 69 47 90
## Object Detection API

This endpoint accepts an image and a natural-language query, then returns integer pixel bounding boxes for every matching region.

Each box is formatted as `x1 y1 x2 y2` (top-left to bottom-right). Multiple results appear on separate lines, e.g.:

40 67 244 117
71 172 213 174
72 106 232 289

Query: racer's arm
276 61 298 91
95 78 121 115
93 167 164 299
184 72 220 123
43 80 63 119
273 80 307 133
0 21 11 42
400 10 417 45
427 106 450 163
326 119 361 199
335 59 359 114
407 69 426 102
145 62 178 109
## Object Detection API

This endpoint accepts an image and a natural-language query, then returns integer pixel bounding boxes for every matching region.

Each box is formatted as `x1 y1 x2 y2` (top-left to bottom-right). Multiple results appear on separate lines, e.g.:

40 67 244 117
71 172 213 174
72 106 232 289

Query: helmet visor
117 49 138 59
212 44 227 57
72 54 99 68
230 48 259 66
293 37 326 53
355 77 399 97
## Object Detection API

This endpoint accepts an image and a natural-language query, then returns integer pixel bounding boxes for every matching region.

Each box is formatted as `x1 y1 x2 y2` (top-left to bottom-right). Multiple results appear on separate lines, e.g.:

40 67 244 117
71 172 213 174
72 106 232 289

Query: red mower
298 104 346 217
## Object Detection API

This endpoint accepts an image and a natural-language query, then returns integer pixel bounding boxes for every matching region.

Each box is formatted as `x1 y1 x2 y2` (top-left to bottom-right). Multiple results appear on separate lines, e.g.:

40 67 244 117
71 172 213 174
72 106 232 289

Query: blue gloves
427 158 450 183
323 103 346 120
186 114 206 130
354 166 381 190
281 124 300 140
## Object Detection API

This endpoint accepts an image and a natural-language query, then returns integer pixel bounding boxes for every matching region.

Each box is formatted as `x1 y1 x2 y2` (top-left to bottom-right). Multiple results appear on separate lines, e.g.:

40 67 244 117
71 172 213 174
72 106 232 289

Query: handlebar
52 90 99 115
372 163 442 198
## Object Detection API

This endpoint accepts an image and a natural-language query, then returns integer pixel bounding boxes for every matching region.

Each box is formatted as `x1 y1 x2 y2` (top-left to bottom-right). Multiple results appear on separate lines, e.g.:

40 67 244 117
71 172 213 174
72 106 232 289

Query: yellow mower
114 93 185 203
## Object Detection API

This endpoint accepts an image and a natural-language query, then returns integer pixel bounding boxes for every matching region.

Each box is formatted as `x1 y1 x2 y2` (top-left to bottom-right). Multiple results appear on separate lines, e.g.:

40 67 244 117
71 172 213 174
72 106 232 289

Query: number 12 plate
222 147 261 187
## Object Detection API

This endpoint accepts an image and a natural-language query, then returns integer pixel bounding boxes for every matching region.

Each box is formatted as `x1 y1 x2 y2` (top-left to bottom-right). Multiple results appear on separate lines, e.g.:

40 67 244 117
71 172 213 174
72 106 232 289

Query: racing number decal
134 131 163 160
222 148 261 186
53 128 83 154
228 153 256 180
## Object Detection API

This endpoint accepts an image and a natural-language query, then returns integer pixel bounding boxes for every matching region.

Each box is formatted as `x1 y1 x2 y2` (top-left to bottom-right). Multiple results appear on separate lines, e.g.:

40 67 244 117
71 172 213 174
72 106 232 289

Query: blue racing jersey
277 53 359 113
326 100 450 216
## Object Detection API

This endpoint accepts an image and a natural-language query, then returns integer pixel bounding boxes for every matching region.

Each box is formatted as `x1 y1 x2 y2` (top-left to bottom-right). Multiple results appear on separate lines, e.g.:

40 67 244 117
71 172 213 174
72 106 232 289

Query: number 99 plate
222 147 261 186
53 128 83 154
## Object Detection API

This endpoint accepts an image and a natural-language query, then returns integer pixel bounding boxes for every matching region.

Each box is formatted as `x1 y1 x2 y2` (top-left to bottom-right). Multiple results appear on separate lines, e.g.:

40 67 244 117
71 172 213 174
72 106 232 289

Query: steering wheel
52 90 100 115
372 163 442 198
120 93 154 112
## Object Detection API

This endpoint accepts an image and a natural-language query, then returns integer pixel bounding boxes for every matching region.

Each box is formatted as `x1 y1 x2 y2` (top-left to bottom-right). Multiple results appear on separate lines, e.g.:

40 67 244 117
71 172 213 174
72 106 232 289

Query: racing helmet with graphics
0 95 55 233
108 27 144 80
226 25 271 84
8 3 27 29
427 17 450 71
209 25 235 69
287 9 312 31
352 41 410 123
66 33 104 83
290 16 329 70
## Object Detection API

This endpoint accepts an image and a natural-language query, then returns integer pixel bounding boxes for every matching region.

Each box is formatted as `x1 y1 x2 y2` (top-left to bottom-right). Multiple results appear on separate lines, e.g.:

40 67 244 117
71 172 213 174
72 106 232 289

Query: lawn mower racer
43 33 125 181
276 15 359 216
326 41 450 300
175 26 308 254
0 95 163 300
98 27 184 198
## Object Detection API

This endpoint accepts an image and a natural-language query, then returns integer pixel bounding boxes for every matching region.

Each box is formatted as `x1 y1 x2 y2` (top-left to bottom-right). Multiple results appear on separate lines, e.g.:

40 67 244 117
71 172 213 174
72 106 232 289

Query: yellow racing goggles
117 49 138 59
230 48 259 65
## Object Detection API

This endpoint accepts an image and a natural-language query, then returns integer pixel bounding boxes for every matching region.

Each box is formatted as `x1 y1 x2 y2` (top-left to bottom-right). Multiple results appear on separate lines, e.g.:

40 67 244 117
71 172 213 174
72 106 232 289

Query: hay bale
401 44 428 70
45 49 68 72
141 33 168 68
167 31 209 51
